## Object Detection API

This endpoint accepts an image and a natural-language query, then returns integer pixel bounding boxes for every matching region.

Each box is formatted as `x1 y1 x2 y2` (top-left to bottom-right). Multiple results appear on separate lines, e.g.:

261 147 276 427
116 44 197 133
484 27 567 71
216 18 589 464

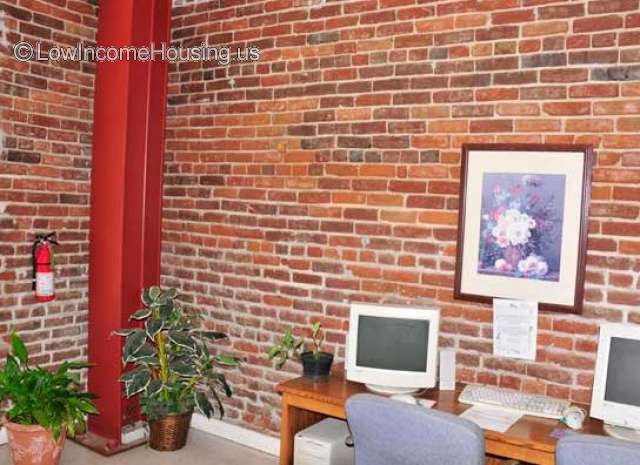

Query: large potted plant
267 322 334 380
0 333 97 465
116 286 239 451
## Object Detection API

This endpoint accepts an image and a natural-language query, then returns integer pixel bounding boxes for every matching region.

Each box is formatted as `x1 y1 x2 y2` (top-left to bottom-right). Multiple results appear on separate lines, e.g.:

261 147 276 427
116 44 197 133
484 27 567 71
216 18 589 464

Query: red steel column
88 0 171 444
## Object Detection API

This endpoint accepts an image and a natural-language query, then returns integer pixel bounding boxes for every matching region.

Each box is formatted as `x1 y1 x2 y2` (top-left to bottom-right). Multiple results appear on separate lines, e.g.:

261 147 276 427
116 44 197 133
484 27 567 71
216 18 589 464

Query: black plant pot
301 351 334 380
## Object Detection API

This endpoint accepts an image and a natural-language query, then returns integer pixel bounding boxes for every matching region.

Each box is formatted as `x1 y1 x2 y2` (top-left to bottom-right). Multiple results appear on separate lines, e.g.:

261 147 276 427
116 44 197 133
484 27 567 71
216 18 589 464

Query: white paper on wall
493 299 538 360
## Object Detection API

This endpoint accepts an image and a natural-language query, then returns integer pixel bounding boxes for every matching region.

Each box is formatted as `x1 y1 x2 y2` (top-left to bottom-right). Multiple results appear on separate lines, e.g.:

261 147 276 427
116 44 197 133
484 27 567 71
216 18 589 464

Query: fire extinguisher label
36 272 54 296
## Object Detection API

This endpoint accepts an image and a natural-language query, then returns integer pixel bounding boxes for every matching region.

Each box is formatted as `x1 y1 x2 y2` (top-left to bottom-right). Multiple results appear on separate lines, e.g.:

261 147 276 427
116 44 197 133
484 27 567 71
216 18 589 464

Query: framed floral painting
454 144 594 314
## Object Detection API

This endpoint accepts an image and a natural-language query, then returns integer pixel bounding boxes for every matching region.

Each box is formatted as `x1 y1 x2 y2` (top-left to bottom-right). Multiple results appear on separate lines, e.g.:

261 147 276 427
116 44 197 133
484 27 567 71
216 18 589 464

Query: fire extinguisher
32 232 58 303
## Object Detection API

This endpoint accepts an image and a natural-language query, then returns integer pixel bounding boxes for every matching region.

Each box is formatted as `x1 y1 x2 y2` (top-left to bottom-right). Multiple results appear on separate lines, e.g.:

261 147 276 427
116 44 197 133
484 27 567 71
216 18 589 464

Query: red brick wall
163 0 640 433
0 0 97 363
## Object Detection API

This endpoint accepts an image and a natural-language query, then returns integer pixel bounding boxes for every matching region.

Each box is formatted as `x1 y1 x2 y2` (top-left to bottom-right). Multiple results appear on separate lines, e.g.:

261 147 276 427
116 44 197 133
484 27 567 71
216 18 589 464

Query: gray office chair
345 394 485 465
557 434 640 465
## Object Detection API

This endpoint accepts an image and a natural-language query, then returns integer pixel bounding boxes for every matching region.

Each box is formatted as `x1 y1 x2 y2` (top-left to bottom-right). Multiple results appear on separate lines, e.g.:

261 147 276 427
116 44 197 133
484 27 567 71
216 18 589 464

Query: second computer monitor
591 323 640 441
345 304 440 395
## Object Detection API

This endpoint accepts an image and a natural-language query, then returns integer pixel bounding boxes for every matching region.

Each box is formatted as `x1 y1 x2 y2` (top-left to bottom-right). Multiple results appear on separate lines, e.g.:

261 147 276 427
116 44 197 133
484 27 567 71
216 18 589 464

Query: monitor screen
356 315 429 372
604 337 640 407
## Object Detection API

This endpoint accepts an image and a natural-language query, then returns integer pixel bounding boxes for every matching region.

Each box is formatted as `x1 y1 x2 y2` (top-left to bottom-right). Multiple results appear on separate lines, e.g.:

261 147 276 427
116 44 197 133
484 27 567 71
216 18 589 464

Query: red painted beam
88 0 171 444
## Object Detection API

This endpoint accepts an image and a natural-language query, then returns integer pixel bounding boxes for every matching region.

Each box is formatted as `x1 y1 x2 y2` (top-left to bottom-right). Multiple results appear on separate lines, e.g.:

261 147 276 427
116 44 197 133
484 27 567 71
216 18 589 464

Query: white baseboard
0 418 279 455
190 413 280 457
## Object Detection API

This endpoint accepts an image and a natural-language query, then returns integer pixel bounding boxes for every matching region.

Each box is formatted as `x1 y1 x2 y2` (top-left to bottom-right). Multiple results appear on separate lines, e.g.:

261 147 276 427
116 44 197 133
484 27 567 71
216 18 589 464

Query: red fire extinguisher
32 232 58 303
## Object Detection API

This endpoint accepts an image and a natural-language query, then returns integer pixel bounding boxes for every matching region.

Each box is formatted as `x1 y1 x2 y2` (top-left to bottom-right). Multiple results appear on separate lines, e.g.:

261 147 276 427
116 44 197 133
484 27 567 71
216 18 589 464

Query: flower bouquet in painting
477 173 566 282
455 144 593 313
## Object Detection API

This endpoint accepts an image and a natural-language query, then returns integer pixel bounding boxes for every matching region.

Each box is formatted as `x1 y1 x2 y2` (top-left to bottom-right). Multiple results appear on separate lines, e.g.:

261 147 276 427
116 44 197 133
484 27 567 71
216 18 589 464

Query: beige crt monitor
345 304 440 395
591 323 640 442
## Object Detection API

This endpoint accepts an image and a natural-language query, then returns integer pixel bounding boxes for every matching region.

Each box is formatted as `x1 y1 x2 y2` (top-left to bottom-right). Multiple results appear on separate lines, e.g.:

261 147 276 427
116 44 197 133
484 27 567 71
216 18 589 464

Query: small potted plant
116 286 240 451
267 322 334 380
0 333 97 465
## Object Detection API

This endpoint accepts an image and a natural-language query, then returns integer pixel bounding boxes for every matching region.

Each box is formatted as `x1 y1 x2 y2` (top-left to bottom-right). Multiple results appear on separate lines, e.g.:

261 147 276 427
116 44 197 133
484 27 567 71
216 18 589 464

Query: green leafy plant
0 333 97 439
267 322 325 368
116 286 240 421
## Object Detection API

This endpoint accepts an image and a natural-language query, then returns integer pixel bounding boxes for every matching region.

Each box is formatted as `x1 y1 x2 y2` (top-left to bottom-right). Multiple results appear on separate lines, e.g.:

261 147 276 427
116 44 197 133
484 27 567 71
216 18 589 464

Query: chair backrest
556 434 640 465
346 394 485 465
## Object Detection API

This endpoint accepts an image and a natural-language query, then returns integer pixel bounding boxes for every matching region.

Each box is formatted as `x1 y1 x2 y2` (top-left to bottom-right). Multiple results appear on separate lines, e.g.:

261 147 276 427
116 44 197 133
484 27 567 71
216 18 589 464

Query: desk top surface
277 370 605 455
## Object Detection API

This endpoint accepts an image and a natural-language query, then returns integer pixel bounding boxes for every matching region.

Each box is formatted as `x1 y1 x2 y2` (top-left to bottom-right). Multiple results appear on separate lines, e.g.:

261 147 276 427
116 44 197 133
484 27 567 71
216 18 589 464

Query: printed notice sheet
493 298 538 360
459 405 523 433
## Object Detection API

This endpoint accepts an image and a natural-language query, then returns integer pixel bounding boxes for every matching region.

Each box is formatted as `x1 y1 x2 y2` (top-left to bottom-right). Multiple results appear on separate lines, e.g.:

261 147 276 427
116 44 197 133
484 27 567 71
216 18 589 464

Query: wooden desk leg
279 398 296 465
280 395 327 465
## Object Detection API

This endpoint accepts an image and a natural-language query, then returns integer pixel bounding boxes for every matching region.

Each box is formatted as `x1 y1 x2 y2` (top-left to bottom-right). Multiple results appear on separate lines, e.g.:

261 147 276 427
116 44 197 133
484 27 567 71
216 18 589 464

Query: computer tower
294 418 354 465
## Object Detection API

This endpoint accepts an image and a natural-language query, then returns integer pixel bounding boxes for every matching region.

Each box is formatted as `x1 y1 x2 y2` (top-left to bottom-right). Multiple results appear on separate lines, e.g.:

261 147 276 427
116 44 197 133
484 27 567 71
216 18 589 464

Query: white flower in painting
506 220 531 246
491 208 536 247
491 225 510 247
517 255 549 277
494 259 512 272
503 208 521 222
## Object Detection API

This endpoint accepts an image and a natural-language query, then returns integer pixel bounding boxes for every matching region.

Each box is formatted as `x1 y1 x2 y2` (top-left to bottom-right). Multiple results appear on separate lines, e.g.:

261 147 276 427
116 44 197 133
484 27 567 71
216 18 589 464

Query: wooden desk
277 371 604 465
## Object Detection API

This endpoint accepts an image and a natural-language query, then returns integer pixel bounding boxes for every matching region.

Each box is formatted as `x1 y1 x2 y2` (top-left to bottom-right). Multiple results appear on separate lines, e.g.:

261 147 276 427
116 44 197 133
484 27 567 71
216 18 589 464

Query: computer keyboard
459 384 571 420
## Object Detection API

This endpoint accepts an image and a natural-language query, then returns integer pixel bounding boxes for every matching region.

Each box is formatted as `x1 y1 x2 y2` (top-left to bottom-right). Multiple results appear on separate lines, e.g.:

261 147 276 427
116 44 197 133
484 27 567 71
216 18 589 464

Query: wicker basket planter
148 411 193 451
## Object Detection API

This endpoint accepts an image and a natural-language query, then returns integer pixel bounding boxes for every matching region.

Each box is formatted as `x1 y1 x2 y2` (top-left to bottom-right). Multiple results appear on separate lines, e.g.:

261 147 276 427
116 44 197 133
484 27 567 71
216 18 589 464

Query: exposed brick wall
163 0 640 433
0 0 97 363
